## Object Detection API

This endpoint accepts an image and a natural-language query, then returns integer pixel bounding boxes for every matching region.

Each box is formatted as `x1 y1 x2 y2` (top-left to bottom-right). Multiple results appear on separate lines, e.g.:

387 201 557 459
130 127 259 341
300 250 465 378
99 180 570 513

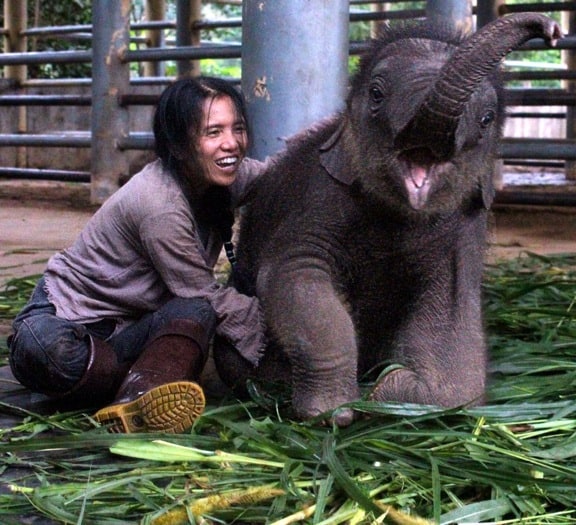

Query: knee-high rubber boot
59 336 130 407
93 320 210 434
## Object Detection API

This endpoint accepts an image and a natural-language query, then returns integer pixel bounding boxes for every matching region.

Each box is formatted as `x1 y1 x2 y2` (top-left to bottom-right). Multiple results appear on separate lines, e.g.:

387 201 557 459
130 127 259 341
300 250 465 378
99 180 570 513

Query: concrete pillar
426 0 473 34
91 0 131 204
242 0 350 160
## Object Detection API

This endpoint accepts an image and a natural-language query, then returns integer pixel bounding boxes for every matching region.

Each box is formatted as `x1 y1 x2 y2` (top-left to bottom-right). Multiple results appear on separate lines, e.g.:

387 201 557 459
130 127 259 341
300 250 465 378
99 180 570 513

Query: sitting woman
8 77 267 434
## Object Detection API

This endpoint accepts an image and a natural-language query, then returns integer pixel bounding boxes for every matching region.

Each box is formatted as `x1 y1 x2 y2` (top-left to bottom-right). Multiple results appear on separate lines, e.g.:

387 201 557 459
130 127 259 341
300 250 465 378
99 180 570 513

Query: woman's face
196 95 248 187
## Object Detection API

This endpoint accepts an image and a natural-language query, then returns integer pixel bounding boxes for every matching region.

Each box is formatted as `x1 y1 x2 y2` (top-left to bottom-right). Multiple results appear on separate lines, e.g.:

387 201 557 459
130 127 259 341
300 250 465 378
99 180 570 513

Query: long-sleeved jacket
44 158 266 364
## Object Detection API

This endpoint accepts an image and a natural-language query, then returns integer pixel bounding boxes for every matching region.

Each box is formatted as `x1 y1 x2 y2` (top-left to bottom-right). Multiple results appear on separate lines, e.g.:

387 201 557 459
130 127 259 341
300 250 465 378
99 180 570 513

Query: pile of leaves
0 252 575 524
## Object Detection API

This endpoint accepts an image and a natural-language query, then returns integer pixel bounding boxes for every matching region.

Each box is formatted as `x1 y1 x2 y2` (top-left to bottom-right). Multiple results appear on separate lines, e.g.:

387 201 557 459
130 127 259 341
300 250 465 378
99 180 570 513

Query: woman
8 77 267 434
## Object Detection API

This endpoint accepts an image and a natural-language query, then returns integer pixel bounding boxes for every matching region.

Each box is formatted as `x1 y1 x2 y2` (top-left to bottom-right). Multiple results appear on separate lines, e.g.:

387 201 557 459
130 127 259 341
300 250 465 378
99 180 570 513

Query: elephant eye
480 110 495 128
369 85 384 104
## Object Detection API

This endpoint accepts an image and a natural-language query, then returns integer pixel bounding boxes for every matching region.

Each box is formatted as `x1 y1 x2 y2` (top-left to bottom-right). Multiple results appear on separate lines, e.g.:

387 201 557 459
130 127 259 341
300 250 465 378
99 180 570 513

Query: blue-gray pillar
426 0 473 33
91 0 130 203
242 0 350 160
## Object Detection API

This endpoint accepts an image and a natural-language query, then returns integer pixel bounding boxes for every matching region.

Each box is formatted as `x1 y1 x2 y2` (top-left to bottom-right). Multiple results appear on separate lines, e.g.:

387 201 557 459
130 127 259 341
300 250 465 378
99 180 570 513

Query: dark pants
8 277 216 396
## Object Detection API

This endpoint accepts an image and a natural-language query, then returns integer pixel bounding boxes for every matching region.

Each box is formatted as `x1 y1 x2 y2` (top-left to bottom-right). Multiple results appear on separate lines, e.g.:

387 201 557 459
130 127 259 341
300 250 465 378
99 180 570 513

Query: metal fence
0 0 575 205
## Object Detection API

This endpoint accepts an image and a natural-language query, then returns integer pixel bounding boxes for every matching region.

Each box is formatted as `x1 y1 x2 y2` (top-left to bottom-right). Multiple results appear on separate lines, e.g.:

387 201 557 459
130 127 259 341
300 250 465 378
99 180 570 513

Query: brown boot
60 336 130 406
93 320 209 434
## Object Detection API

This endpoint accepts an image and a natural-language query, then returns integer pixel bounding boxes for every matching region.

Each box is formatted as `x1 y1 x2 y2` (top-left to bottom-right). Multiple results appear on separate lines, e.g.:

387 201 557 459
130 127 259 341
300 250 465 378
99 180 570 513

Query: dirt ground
1 179 576 336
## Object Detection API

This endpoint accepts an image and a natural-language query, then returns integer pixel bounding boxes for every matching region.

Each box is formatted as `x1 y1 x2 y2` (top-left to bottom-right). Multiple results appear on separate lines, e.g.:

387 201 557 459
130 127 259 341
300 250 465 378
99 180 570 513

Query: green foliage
26 0 92 79
1 253 576 523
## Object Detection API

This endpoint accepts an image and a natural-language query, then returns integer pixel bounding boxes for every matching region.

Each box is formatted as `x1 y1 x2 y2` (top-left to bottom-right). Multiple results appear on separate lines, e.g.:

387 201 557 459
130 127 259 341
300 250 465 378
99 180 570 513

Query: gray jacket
45 158 266 364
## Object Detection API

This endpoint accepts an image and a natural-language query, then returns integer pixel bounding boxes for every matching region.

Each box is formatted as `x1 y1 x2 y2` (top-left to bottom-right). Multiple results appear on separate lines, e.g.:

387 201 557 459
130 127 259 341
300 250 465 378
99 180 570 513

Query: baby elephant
214 13 562 426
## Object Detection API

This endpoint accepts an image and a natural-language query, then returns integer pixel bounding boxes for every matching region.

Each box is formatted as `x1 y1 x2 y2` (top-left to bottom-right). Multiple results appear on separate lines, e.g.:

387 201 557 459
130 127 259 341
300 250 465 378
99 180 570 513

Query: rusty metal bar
22 21 176 37
499 2 576 14
503 70 576 81
349 35 576 57
520 35 576 51
0 167 90 182
1 28 570 69
0 95 91 106
504 89 576 105
0 50 92 66
124 43 241 62
0 134 91 147
502 139 576 160
494 191 576 207
117 133 154 150
508 111 566 118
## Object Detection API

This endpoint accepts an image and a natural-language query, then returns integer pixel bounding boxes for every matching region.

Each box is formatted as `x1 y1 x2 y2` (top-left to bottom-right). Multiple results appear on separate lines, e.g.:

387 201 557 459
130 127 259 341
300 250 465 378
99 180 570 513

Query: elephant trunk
395 13 562 159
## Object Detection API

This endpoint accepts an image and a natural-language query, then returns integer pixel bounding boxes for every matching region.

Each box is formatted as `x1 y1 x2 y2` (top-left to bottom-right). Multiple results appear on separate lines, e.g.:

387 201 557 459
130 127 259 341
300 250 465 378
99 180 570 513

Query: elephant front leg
368 307 487 407
261 268 360 426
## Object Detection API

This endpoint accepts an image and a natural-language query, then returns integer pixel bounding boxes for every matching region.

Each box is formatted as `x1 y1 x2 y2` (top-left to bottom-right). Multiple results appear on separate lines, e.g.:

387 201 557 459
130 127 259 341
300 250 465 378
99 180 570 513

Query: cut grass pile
0 252 575 524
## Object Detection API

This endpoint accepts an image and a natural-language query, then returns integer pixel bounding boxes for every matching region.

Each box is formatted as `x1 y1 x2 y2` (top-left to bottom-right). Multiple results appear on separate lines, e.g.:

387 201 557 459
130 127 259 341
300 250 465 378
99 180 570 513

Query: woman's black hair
153 77 248 249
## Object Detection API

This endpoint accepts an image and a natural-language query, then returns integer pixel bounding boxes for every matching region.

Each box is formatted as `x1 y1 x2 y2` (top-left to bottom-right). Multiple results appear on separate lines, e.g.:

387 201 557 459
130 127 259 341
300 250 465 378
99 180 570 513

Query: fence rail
0 0 574 205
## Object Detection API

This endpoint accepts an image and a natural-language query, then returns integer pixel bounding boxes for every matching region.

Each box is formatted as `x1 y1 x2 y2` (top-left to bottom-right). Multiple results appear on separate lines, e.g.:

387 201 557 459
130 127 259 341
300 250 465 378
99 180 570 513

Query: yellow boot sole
93 381 205 434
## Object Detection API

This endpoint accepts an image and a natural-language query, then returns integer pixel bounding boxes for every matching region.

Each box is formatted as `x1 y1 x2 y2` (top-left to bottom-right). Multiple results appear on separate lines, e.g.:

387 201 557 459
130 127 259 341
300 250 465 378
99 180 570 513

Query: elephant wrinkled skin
214 13 563 427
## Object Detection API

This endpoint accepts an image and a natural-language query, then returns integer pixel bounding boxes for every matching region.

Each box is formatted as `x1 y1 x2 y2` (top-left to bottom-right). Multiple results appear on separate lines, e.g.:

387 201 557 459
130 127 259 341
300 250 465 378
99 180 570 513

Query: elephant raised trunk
215 14 563 427
395 13 562 159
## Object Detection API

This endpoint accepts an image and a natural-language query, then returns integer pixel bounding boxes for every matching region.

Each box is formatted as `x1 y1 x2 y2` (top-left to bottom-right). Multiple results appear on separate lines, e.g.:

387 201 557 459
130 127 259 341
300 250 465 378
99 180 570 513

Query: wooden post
4 0 27 168
565 9 576 181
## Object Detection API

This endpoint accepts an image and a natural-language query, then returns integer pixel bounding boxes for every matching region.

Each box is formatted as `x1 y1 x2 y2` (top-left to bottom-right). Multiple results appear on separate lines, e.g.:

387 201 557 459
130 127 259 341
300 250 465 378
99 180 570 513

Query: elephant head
344 13 562 212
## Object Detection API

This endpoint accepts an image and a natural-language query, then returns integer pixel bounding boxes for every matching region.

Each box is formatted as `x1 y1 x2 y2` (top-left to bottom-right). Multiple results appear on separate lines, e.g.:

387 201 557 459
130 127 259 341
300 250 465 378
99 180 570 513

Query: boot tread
93 381 205 434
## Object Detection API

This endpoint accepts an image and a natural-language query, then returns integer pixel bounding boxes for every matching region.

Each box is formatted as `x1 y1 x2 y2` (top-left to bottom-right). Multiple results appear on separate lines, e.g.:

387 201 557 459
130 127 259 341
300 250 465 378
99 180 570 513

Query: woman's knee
157 297 217 332
9 314 90 395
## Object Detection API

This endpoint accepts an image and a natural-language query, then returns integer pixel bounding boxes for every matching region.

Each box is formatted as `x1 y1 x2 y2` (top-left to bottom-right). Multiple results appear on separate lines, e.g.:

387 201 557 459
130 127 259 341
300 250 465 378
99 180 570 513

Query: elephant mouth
399 148 448 210
405 162 432 210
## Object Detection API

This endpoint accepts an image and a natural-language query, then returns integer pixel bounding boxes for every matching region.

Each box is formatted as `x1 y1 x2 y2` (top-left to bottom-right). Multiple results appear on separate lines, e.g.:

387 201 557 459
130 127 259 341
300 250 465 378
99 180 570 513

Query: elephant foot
293 387 359 427
369 367 434 405
369 367 484 407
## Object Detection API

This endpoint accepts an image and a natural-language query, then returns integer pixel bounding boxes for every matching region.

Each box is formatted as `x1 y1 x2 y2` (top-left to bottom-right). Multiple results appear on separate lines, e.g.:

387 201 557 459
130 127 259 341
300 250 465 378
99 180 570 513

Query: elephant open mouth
398 148 448 210
404 163 432 210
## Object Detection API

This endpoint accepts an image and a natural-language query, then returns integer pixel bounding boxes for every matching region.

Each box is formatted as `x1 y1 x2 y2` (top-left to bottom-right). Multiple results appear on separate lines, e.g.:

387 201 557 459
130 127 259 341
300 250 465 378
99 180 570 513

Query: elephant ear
319 120 357 186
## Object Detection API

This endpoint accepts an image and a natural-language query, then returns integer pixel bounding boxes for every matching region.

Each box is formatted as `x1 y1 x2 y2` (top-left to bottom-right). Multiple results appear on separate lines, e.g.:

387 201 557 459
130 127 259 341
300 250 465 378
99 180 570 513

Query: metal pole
91 0 130 204
4 0 27 83
176 0 201 77
144 0 165 77
242 0 350 160
476 0 503 29
426 0 473 34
